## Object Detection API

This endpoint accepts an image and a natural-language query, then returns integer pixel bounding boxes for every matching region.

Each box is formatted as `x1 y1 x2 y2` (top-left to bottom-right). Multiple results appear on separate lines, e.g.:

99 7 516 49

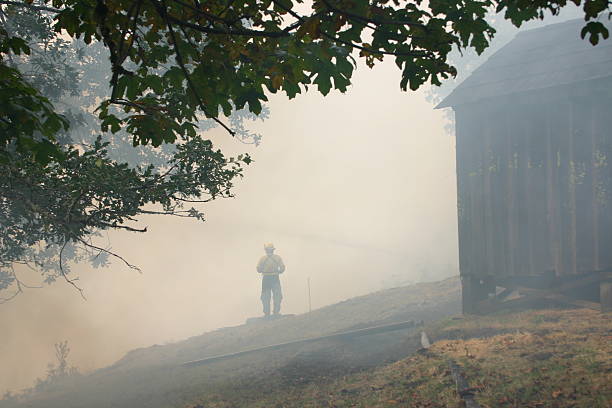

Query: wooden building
437 19 612 313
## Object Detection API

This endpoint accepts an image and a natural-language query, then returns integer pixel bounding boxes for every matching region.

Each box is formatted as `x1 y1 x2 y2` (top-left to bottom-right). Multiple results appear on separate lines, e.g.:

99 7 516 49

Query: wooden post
307 277 312 313
461 276 475 314
462 276 490 314
601 282 612 313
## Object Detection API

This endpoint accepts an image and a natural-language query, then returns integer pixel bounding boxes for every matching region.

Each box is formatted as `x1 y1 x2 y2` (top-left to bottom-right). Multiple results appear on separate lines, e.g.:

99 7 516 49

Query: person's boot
262 301 271 317
273 299 281 316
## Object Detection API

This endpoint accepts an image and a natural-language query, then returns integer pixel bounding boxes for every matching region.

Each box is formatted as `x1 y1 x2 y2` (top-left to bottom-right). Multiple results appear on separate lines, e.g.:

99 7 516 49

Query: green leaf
581 21 609 45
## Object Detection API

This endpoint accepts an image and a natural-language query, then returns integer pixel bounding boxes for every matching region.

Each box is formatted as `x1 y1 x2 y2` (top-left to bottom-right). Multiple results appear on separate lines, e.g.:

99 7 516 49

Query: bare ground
1 277 461 408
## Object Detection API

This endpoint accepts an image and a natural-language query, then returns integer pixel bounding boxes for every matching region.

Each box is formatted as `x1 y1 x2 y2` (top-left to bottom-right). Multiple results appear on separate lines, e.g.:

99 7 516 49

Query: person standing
256 243 285 317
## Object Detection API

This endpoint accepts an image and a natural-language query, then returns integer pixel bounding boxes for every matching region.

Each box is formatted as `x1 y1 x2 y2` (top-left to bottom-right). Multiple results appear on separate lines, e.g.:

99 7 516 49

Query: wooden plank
181 320 418 367
475 272 610 313
572 96 595 274
494 110 509 278
505 272 607 295
475 291 545 314
592 99 612 270
513 271 612 309
505 108 518 277
455 107 473 281
488 108 506 278
483 109 494 278
476 288 599 314
556 98 573 277
524 106 536 275
470 110 486 278
590 102 600 271
528 104 550 276
568 99 578 275
516 287 600 310
516 105 531 276
545 102 562 277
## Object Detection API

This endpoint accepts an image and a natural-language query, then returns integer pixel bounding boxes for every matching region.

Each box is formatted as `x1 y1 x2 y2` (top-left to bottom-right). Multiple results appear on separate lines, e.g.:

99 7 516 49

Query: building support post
462 276 491 314
601 281 612 313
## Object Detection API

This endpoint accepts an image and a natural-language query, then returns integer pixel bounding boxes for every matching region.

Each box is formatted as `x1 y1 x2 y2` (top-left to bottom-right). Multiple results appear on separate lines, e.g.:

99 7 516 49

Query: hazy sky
1 57 458 394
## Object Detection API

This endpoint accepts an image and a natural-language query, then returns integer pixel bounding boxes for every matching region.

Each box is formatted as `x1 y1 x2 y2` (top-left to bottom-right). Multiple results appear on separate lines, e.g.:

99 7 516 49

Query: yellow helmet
264 243 275 250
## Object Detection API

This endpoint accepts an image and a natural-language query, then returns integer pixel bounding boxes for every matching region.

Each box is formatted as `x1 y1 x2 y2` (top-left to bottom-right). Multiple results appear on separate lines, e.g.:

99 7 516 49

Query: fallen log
182 320 418 367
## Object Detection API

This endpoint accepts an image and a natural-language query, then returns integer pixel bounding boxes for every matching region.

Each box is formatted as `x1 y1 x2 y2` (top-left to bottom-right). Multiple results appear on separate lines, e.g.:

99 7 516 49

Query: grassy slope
201 308 611 408
2 278 461 408
6 278 609 408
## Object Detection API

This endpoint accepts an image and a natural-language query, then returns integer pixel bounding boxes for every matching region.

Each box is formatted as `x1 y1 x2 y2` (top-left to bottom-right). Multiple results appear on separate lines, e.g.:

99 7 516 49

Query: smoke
0 58 458 394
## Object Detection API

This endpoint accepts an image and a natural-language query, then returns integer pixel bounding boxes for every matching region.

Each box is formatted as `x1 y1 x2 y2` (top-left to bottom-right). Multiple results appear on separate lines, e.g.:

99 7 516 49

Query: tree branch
320 0 426 29
139 209 199 218
319 30 426 57
0 266 23 304
164 13 299 37
75 237 142 273
270 0 425 57
152 0 237 136
168 0 233 25
97 222 148 232
116 0 143 69
59 240 86 300
170 195 215 203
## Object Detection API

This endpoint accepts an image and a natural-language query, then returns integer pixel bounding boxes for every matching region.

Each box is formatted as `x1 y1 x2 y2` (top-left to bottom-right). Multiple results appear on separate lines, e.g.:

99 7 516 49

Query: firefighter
257 243 285 316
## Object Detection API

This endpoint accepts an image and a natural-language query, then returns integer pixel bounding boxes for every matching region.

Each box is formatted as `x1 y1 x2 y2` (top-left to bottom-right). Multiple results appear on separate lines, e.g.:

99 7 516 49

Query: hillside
233 308 611 408
2 278 461 408
4 277 610 408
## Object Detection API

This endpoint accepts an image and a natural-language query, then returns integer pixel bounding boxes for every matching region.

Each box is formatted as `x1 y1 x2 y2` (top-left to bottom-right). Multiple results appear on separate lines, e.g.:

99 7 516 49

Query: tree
1 3 259 298
0 0 609 298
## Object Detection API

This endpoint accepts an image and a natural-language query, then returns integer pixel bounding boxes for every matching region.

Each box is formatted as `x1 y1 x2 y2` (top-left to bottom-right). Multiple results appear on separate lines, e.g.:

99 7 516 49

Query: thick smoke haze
0 59 458 394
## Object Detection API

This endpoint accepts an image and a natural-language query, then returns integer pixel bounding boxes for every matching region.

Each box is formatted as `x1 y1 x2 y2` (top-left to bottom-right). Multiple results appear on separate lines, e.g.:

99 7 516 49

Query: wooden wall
455 84 612 281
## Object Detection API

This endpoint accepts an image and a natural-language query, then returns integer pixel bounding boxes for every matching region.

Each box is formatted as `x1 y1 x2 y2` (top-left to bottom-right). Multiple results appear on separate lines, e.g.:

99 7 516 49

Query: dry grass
1 278 461 408
4 278 609 408
432 309 612 408
187 308 611 408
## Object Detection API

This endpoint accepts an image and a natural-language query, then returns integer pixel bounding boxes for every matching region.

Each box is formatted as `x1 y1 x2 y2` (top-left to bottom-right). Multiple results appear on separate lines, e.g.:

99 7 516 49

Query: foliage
40 341 80 387
0 34 69 164
2 5 266 163
0 341 80 404
4 0 610 160
0 0 610 296
0 3 259 297
1 135 250 298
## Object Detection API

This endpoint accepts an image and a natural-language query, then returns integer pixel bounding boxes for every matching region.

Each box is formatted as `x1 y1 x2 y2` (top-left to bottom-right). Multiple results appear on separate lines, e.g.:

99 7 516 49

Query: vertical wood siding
455 93 612 279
